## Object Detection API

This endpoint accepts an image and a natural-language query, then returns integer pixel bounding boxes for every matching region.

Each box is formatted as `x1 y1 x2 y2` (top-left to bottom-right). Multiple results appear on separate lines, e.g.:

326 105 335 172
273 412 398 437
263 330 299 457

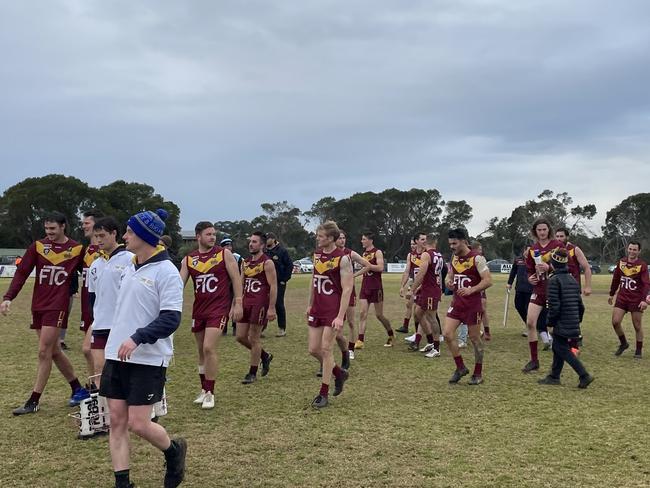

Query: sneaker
578 374 595 389
333 369 349 396
69 387 90 407
354 339 364 350
458 341 467 349
384 336 395 347
396 325 409 333
193 389 207 404
408 342 420 352
521 329 528 337
342 354 350 371
261 353 273 377
449 367 469 384
419 343 435 353
542 342 552 351
468 375 483 385
634 352 643 359
614 342 629 356
424 348 441 358
316 367 323 378
201 392 215 409
349 350 355 360
311 394 328 409
13 400 39 416
242 373 257 385
538 375 561 385
404 334 416 343
164 437 187 488
522 360 540 373
276 329 287 337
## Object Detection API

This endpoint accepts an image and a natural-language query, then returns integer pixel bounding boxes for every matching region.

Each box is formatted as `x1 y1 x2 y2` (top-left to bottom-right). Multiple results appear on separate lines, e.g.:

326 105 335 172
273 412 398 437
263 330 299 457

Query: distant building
181 230 196 245
0 249 26 265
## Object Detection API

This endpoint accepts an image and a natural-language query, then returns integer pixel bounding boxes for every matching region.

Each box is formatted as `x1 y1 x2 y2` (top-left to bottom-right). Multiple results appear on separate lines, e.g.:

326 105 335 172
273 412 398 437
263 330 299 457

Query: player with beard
609 241 649 358
523 218 564 373
180 222 243 409
443 228 492 385
238 232 277 384
307 221 354 408
397 237 424 334
2 212 89 415
355 232 395 349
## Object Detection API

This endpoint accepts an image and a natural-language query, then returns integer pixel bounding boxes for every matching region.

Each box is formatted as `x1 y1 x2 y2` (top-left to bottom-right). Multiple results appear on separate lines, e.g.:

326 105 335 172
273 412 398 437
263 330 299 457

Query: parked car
608 264 617 274
586 260 601 274
292 257 314 274
487 259 511 273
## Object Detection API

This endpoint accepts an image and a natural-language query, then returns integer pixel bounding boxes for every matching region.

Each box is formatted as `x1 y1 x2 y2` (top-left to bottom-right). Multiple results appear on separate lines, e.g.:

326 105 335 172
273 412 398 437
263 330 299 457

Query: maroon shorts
241 304 269 326
31 310 68 330
615 297 644 314
308 315 340 328
416 294 440 311
359 287 383 304
529 292 547 307
191 315 228 333
446 303 483 326
91 329 110 350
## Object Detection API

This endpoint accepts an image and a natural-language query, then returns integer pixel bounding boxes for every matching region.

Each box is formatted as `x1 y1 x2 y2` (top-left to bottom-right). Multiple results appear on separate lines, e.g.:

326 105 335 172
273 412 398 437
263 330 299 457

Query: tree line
0 175 648 263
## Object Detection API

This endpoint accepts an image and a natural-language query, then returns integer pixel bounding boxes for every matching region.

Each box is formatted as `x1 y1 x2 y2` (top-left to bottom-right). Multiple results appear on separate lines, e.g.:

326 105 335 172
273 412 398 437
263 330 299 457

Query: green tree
602 193 650 261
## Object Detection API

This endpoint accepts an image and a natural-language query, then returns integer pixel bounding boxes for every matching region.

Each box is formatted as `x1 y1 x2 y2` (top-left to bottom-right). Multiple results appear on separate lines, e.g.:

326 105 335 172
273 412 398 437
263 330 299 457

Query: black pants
514 292 530 323
550 334 588 379
276 282 287 330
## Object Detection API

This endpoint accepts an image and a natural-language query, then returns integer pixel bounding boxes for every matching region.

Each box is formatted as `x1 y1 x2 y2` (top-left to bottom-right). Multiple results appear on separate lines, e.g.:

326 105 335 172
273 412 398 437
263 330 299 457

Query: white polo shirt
105 254 183 367
89 247 134 331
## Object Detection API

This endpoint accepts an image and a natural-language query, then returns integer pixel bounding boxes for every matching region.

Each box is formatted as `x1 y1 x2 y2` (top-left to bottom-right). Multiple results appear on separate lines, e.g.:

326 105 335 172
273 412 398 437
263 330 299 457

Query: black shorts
99 359 166 406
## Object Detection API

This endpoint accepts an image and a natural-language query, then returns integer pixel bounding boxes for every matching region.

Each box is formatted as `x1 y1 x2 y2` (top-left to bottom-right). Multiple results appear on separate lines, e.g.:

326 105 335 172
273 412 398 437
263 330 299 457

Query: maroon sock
69 378 82 393
529 340 538 362
484 326 491 334
358 334 365 342
204 380 215 393
29 391 42 404
348 342 355 352
332 365 344 379
319 383 329 397
342 351 349 363
199 373 206 389
426 334 434 344
403 318 410 327
636 341 643 355
474 363 483 376
618 334 627 345
433 340 440 350
388 329 395 337
249 365 258 376
454 355 465 370
415 333 422 346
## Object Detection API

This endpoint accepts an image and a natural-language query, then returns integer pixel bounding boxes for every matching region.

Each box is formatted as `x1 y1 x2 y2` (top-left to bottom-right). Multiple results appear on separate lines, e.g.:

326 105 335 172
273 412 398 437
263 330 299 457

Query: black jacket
547 268 584 338
508 257 533 294
266 244 293 284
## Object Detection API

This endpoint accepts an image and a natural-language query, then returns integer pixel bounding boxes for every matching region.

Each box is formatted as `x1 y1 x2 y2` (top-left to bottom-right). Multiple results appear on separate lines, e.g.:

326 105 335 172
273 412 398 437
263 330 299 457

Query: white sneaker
521 329 529 337
458 341 467 349
425 348 441 358
419 343 435 353
349 350 355 360
202 392 215 409
405 334 416 343
439 336 444 342
194 389 207 404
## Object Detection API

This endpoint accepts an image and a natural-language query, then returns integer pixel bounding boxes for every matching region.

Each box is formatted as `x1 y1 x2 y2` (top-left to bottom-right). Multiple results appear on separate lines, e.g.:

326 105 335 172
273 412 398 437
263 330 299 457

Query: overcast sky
1 1 649 235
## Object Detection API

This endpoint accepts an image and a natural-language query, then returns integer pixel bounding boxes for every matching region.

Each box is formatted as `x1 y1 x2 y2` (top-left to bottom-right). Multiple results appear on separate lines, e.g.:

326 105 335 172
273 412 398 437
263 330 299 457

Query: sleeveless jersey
186 246 231 319
409 251 423 280
419 249 444 299
609 257 649 303
450 250 487 309
525 239 564 296
243 254 271 308
310 247 346 319
361 247 382 291
565 243 581 284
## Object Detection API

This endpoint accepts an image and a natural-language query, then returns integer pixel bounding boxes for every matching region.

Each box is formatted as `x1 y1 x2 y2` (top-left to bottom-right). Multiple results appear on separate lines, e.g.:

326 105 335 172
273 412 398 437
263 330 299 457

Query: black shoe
538 375 561 385
578 374 594 389
408 342 420 352
316 367 323 378
164 438 187 488
396 326 409 334
468 375 483 385
311 394 328 409
60 342 69 351
242 373 257 385
13 400 39 416
615 342 629 356
342 354 350 371
333 369 349 396
634 352 642 359
261 353 273 377
448 367 469 384
522 360 540 373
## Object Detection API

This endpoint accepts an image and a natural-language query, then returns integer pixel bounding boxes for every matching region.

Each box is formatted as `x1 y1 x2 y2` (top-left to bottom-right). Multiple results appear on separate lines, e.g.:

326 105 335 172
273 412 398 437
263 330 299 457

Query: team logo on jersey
620 261 642 277
315 256 341 274
64 250 72 259
192 256 199 267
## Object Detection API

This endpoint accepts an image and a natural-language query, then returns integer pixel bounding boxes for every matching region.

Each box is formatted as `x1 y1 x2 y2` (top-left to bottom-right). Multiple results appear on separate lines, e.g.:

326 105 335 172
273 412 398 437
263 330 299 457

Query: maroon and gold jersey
450 251 487 310
609 258 649 303
243 254 271 308
525 239 564 296
409 251 423 280
566 243 581 284
3 238 83 312
310 247 346 319
186 246 231 319
361 247 382 292
81 244 104 327
419 249 444 299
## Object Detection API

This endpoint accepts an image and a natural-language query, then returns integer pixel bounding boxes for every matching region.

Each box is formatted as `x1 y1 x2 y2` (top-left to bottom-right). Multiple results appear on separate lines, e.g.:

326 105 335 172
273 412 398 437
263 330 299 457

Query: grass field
1 273 649 488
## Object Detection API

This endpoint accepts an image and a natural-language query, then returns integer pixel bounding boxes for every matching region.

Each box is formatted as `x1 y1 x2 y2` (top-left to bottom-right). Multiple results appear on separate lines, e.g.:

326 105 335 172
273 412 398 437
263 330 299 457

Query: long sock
454 355 465 370
319 383 329 397
261 350 270 362
403 318 410 327
249 365 258 376
69 378 82 393
426 334 434 344
388 329 395 337
474 363 483 376
529 341 539 362
332 365 344 379
164 439 179 459
29 391 42 404
618 334 627 345
199 365 206 390
484 326 491 334
414 333 422 346
114 470 130 488
348 341 355 352
358 334 365 342
204 380 215 393
636 341 643 355
342 350 349 364
433 340 440 350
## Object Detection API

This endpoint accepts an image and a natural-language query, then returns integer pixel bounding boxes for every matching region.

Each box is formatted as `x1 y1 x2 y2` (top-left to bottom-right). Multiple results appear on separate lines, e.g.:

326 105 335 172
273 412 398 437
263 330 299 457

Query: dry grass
1 273 649 487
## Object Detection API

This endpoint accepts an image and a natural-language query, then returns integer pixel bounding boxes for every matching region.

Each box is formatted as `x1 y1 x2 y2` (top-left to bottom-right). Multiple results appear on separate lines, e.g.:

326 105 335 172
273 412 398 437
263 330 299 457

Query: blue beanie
127 208 169 247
